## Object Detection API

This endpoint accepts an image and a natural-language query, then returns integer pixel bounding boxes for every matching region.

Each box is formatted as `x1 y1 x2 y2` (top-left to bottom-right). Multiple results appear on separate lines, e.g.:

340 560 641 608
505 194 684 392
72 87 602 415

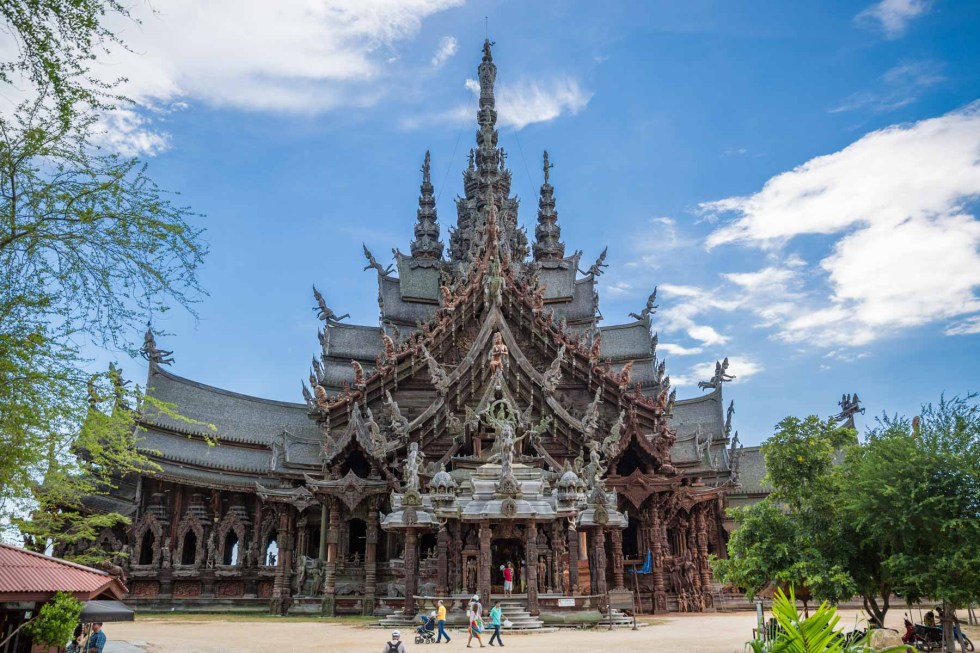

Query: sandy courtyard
100 608 980 653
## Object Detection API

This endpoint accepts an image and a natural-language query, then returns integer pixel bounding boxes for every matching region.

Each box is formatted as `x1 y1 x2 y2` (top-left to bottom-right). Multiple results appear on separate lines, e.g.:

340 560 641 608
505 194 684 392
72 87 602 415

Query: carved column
403 528 419 616
322 499 340 616
525 522 539 615
592 528 608 599
696 507 712 609
567 525 578 596
270 506 294 615
436 525 449 595
363 500 379 616
318 504 328 561
650 497 667 613
478 522 492 602
610 527 625 591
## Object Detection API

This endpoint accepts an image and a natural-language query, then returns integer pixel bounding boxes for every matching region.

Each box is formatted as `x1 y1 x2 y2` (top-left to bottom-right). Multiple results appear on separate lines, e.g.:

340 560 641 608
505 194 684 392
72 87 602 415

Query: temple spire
410 150 443 259
533 150 564 261
475 39 499 172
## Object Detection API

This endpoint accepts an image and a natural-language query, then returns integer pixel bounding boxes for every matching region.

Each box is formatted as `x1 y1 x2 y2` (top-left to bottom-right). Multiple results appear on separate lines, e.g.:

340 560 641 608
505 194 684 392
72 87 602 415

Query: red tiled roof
0 543 126 602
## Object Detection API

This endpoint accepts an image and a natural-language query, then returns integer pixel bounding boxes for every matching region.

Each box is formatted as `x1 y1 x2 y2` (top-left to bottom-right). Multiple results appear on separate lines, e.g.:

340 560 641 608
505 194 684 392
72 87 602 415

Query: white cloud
62 0 463 152
671 356 763 389
406 74 593 131
495 77 592 129
91 108 171 157
701 102 980 346
831 60 944 113
657 284 739 347
658 343 704 357
431 36 458 68
856 0 930 38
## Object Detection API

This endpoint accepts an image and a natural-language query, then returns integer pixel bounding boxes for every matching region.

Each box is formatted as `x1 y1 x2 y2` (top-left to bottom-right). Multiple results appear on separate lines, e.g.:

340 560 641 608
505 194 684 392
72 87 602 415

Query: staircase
598 607 636 627
496 597 544 630
378 596 543 630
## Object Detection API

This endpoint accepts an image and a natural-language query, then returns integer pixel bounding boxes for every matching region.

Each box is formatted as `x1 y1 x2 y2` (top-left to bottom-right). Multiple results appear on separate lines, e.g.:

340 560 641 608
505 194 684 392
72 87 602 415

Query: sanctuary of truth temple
71 40 815 624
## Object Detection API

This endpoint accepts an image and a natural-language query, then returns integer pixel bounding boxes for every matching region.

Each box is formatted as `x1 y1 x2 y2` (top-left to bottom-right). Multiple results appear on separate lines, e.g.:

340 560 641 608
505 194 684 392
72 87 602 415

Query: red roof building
0 544 126 603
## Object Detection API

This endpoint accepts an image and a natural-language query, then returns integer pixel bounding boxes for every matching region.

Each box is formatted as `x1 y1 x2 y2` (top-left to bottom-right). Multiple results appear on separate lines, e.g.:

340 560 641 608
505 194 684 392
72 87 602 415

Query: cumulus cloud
431 36 458 68
701 102 980 346
856 0 930 38
671 356 763 389
62 0 463 153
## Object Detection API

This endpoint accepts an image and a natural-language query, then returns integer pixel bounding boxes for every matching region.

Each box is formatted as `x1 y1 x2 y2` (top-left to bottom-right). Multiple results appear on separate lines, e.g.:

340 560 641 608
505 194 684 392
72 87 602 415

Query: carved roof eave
303 471 390 511
254 483 319 512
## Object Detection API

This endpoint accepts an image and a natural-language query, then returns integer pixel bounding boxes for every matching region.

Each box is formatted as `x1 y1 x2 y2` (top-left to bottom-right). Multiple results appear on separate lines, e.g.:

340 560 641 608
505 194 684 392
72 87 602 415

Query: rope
437 119 466 204
509 126 537 202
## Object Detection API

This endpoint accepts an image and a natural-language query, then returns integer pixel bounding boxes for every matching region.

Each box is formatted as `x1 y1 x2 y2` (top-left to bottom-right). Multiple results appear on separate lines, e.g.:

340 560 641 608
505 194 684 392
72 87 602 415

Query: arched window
265 537 279 566
224 531 240 565
138 530 155 566
347 519 367 560
181 531 198 565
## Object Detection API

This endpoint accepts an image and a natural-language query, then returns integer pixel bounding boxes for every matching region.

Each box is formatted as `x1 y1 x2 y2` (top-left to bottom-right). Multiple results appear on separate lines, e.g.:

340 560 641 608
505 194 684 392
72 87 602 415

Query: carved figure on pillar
404 442 424 491
488 331 508 376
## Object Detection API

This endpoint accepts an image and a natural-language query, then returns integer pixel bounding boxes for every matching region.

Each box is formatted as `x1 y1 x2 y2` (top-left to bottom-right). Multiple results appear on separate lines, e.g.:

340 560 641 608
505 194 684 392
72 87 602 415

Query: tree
1 0 132 125
0 591 82 649
714 416 886 623
0 18 208 553
843 396 980 651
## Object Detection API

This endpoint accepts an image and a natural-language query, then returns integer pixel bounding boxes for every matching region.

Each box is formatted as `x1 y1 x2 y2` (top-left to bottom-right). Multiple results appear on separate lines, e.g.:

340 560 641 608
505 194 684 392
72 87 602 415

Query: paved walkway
100 609 977 653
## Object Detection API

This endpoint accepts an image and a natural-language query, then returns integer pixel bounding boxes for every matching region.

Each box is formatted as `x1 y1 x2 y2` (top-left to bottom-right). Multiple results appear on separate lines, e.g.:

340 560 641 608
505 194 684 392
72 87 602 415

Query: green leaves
24 591 82 647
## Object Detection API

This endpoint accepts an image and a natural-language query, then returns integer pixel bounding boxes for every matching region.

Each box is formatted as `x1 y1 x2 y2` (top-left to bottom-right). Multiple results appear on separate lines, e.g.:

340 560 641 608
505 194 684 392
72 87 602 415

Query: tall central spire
475 39 499 173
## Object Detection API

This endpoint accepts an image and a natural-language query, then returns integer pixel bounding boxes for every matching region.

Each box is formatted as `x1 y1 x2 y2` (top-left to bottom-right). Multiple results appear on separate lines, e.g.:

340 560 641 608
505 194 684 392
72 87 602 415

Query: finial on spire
533 150 564 261
411 150 444 259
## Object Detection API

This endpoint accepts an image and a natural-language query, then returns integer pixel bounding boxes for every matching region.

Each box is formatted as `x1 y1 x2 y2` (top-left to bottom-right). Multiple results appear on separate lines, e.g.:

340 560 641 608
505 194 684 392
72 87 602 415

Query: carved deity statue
160 537 172 569
206 531 216 569
312 285 349 323
294 555 308 594
466 557 477 592
404 442 424 491
538 557 547 593
542 344 565 395
314 384 329 410
601 410 626 459
488 331 508 376
309 564 324 596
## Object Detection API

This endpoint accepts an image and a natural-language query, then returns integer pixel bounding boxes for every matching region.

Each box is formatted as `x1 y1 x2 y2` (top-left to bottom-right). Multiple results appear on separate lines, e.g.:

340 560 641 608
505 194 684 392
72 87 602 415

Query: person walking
436 599 451 643
488 601 504 647
502 562 514 597
467 594 484 648
382 630 406 653
82 623 106 653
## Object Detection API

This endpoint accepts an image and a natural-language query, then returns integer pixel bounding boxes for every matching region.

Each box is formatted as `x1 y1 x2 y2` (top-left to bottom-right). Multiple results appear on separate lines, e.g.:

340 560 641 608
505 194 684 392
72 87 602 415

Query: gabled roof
0 543 127 602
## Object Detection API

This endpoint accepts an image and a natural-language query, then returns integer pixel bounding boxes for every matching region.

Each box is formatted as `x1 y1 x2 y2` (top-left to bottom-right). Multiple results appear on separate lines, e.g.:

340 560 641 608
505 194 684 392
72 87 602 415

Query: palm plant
748 586 909 653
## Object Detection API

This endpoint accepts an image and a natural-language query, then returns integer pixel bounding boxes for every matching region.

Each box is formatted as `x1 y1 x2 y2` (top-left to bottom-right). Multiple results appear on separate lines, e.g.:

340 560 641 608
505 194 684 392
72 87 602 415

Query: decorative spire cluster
533 151 564 261
410 151 443 259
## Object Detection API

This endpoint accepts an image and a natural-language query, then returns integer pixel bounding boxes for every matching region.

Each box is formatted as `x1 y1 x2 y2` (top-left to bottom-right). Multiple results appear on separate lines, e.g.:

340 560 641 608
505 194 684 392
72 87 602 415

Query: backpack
387 642 401 653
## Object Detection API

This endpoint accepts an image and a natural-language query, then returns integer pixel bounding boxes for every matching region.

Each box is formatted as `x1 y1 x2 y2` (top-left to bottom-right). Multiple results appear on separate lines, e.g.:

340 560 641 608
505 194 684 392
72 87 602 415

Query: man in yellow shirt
436 599 451 643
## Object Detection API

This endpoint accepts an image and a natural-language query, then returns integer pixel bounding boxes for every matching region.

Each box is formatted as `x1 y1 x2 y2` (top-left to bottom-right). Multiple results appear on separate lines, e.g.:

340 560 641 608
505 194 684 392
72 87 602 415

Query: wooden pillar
436 525 449 595
650 497 667 613
592 528 608 598
318 504 328 561
696 507 712 610
610 527 625 591
270 506 294 615
478 522 492 602
567 525 578 596
363 500 379 616
322 499 340 616
403 529 419 616
525 522 539 615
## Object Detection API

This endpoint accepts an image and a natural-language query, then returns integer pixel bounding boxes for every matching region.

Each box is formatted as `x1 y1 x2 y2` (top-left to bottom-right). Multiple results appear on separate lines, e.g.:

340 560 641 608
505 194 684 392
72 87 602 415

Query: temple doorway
490 538 524 594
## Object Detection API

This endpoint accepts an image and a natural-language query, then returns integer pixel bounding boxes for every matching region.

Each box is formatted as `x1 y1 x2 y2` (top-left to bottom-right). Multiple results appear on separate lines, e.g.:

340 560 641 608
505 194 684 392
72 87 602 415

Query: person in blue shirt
83 623 106 653
488 601 504 647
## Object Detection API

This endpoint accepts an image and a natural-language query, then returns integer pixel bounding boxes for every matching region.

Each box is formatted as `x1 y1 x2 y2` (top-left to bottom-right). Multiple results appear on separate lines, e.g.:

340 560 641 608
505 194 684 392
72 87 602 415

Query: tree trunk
863 593 888 628
942 600 955 653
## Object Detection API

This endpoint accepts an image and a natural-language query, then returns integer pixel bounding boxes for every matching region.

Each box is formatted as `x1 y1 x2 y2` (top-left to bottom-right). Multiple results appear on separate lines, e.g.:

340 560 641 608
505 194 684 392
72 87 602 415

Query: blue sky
68 0 980 445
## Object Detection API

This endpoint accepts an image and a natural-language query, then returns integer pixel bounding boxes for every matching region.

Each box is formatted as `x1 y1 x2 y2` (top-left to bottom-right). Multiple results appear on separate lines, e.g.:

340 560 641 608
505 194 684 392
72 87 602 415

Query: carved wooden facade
77 40 744 618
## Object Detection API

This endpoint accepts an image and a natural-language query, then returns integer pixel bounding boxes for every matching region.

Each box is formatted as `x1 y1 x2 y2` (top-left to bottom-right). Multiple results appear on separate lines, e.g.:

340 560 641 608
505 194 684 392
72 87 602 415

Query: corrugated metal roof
0 543 125 601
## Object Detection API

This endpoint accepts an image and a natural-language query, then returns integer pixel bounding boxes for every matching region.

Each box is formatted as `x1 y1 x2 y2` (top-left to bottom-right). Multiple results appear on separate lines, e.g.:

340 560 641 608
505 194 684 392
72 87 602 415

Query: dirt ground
104 609 979 653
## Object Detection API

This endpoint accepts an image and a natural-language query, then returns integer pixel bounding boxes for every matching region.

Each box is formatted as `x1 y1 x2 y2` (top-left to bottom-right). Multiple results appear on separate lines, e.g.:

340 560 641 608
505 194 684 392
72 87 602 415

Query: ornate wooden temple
86 41 748 620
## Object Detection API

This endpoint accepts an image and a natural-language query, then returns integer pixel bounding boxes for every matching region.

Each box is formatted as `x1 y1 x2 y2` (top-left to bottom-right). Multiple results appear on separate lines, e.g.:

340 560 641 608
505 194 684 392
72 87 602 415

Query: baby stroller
415 612 437 645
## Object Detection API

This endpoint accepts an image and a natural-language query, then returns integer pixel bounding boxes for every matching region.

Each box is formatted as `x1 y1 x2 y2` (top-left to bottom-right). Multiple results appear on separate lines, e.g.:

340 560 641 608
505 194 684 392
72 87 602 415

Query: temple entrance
490 538 524 594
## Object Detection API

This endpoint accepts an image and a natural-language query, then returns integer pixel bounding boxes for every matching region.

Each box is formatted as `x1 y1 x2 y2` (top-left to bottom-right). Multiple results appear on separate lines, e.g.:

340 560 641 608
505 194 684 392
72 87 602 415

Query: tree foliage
0 0 132 124
717 398 980 630
24 591 82 648
0 6 208 558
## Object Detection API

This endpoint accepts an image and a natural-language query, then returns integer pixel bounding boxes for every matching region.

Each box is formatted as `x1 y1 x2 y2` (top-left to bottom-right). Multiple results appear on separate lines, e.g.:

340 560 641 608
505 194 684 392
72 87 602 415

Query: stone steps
598 607 637 627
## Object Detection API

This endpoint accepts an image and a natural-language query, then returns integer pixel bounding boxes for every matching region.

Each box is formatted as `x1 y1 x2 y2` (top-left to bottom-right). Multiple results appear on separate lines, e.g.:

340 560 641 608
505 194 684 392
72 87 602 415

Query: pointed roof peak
533 150 564 261
411 150 443 260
